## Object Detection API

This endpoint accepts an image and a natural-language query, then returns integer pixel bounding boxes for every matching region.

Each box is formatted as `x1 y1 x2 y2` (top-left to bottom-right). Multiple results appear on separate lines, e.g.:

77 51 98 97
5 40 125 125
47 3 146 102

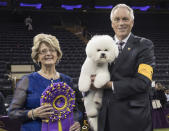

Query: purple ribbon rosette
40 82 75 131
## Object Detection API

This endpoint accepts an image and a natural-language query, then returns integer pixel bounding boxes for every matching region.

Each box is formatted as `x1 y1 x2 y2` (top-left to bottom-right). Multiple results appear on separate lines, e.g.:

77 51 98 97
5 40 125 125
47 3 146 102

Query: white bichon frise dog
78 35 119 131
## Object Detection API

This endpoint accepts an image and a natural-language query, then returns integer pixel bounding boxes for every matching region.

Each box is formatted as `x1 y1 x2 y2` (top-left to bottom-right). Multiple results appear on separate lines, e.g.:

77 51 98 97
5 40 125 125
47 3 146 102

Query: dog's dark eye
97 49 101 52
104 49 108 51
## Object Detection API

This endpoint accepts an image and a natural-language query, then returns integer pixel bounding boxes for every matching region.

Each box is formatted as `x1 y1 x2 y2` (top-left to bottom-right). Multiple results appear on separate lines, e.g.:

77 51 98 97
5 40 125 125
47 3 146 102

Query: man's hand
90 74 97 90
69 121 81 131
91 74 96 84
104 81 112 89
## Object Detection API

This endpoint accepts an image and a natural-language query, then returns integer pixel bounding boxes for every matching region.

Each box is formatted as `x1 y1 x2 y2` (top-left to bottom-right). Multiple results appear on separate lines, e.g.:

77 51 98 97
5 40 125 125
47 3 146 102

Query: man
24 16 33 31
95 4 155 131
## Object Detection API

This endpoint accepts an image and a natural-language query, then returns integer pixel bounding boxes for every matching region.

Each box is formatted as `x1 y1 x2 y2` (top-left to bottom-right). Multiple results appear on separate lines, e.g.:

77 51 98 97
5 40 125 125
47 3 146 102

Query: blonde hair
110 4 134 22
31 33 62 64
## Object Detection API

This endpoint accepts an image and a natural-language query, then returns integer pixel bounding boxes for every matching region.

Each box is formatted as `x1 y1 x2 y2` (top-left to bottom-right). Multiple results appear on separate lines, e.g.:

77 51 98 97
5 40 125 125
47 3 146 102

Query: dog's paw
86 108 98 117
79 83 90 92
94 79 105 88
88 117 98 131
94 74 110 88
84 92 98 117
78 77 91 92
93 91 103 110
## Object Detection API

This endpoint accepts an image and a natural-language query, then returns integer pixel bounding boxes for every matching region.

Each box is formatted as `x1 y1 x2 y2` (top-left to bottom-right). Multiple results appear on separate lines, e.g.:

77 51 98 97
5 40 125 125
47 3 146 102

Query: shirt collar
114 33 131 44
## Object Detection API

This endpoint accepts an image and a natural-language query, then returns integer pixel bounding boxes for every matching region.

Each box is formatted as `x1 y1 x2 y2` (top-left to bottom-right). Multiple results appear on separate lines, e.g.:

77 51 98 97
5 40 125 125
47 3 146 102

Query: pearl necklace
38 70 59 84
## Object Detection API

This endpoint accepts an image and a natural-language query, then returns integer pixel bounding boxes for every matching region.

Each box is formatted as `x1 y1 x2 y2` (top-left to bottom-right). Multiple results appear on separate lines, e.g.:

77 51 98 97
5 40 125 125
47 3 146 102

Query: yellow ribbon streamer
58 120 62 131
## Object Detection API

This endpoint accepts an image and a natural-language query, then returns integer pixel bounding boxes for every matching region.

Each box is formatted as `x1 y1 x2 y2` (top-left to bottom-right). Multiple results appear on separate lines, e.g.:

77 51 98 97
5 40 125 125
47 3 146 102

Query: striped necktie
118 42 125 53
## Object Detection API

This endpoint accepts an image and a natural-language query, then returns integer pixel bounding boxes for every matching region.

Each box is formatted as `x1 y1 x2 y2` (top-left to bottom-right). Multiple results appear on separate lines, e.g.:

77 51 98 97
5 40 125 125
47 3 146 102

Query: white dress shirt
111 33 131 91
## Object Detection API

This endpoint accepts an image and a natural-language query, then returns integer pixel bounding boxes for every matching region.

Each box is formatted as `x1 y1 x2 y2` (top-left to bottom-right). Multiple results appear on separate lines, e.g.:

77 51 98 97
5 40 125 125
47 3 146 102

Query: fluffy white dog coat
78 35 119 131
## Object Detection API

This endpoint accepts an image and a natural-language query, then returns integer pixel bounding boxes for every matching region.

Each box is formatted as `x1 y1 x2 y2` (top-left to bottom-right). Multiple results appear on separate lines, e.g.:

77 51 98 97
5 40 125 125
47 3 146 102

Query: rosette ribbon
40 82 75 131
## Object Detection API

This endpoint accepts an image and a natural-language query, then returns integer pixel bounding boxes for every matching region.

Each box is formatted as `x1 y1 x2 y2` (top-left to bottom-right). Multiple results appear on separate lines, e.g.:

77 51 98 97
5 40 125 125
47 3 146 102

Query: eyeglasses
39 48 56 55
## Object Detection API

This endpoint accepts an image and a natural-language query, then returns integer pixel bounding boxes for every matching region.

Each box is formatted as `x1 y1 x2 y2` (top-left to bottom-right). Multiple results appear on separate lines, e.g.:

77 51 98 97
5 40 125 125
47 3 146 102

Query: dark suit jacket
98 33 155 131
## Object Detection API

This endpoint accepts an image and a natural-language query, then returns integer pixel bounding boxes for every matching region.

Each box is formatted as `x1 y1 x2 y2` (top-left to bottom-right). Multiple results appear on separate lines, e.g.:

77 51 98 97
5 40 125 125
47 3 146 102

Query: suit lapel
112 33 135 72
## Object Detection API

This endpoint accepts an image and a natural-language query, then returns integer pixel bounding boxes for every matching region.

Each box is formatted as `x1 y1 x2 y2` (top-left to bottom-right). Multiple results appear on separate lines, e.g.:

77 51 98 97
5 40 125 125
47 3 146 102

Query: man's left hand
69 121 81 131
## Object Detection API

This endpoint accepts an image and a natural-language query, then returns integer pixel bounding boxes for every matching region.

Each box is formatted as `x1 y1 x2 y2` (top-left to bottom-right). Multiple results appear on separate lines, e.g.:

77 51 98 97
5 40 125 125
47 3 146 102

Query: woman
8 33 81 131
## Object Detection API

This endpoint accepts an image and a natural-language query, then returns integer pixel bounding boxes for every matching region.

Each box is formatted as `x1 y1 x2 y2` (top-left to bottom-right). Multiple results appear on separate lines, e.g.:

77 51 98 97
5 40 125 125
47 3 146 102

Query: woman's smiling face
38 43 58 66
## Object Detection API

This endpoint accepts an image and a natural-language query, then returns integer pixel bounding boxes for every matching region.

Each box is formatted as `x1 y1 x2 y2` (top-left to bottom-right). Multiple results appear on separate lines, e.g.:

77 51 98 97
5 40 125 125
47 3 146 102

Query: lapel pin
128 48 131 51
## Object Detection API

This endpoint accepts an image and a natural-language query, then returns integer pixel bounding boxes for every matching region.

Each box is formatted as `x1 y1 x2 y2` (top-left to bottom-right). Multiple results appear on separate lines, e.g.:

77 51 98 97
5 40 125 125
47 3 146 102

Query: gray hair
110 4 134 22
31 33 62 64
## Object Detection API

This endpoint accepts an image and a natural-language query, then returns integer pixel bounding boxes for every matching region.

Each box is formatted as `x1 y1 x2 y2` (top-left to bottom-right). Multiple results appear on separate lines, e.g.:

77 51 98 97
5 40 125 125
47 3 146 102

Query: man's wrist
105 81 112 89
104 81 114 91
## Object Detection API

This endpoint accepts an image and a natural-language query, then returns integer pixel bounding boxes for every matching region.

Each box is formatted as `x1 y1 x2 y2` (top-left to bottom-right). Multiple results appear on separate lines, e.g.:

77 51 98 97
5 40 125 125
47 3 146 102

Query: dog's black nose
101 53 105 58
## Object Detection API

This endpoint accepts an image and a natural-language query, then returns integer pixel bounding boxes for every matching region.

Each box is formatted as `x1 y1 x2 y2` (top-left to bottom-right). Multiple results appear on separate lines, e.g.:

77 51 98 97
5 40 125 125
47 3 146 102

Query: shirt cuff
112 82 114 91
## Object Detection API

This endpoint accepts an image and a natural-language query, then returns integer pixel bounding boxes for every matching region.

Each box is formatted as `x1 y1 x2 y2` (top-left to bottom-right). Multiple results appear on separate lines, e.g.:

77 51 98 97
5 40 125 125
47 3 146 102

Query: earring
55 59 60 65
37 61 41 67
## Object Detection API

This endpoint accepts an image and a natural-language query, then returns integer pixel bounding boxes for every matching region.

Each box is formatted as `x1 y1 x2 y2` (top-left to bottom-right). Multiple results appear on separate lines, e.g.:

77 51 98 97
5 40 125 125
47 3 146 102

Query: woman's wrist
31 109 36 120
27 109 36 120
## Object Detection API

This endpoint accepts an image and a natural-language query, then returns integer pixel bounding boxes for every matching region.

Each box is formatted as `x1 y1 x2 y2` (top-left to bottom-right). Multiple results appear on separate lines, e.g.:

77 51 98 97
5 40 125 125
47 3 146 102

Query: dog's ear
114 42 119 58
86 46 93 58
85 38 95 58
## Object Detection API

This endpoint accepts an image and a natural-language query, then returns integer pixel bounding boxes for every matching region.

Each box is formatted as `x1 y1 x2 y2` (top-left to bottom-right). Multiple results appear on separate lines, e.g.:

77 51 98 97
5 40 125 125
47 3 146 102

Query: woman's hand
28 104 54 119
69 121 81 131
34 104 54 119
